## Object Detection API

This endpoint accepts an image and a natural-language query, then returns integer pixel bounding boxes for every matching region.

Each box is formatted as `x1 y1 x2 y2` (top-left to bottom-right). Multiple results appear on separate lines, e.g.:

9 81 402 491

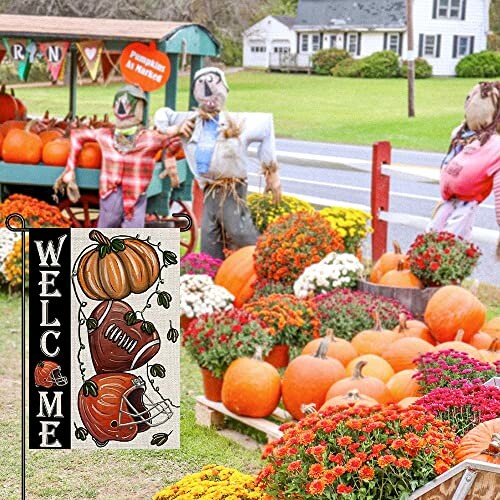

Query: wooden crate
195 396 290 443
409 460 500 499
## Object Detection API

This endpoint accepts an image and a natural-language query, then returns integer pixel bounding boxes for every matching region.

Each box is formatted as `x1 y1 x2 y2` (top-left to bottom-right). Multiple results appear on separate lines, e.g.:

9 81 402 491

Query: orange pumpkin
221 348 281 418
482 317 500 338
346 354 394 383
378 260 423 288
370 241 408 283
393 313 435 344
424 286 486 343
398 396 419 409
319 389 378 412
382 337 436 372
386 369 421 402
435 330 482 360
39 128 64 146
302 329 358 366
1 124 43 164
455 419 500 464
214 246 257 307
325 360 393 404
10 88 27 119
282 337 345 420
77 230 160 300
77 141 102 169
351 311 399 357
469 330 496 349
478 339 500 364
42 138 71 167
0 84 18 123
0 119 27 137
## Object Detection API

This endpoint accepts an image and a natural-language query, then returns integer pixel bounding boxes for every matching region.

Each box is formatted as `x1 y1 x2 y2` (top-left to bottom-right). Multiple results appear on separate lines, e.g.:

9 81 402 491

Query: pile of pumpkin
220 284 499 422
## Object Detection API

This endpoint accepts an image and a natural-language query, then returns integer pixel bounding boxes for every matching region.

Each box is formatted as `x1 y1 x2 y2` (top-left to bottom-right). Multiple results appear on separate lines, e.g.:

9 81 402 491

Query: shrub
218 35 243 66
455 50 500 78
357 50 400 78
331 58 362 77
401 58 433 79
312 48 351 75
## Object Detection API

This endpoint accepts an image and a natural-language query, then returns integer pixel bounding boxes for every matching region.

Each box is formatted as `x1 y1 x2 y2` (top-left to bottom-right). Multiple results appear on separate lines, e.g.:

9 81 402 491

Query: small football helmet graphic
34 361 68 388
78 373 175 447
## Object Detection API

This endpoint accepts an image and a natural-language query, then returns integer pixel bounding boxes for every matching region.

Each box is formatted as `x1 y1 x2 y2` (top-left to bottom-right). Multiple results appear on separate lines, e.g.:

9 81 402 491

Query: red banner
101 50 120 83
39 41 69 82
119 42 170 92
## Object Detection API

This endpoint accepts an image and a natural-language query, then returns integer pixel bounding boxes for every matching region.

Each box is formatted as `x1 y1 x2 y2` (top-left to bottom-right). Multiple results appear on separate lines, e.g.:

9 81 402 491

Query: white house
242 0 491 76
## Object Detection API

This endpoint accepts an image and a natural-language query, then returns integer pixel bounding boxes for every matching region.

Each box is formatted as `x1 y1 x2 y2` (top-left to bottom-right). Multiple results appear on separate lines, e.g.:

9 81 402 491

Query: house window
312 34 320 51
388 34 400 53
250 45 266 53
424 35 437 56
457 36 472 56
348 33 358 55
329 35 337 48
273 46 290 54
438 0 462 19
300 34 309 52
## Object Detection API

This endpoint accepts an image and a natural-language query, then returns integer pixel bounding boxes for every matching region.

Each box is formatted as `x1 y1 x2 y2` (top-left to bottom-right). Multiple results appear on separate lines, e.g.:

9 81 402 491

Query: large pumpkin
435 330 482 360
282 337 345 420
325 360 393 404
398 396 419 409
369 241 408 283
382 337 436 372
214 246 257 307
10 89 27 120
345 354 394 383
393 313 435 344
378 260 423 289
77 230 160 300
0 84 18 123
478 339 500 364
469 330 495 350
39 128 64 146
2 125 43 164
351 311 398 357
42 138 70 166
386 369 421 402
301 330 358 366
77 141 102 169
221 348 281 418
424 286 486 343
482 317 500 338
319 389 378 412
455 419 500 464
0 119 27 137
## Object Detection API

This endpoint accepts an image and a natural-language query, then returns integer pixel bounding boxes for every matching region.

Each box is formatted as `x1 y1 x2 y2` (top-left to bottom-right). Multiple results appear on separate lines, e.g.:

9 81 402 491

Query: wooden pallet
195 396 290 442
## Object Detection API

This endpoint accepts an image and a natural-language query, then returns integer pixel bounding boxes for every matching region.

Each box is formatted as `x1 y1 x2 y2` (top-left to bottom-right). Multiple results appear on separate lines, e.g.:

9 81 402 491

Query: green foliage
217 35 243 67
331 57 363 77
312 48 351 75
357 50 400 78
0 58 50 84
400 58 433 79
455 50 500 78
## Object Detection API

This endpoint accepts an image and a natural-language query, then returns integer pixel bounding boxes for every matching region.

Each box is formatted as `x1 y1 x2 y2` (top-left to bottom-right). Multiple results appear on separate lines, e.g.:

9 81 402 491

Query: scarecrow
428 81 500 249
154 67 282 260
53 84 180 228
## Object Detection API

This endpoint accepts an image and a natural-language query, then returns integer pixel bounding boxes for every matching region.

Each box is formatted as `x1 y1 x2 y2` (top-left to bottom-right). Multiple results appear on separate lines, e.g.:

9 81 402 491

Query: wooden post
69 44 78 117
406 0 415 117
371 141 391 262
189 55 203 110
165 53 178 110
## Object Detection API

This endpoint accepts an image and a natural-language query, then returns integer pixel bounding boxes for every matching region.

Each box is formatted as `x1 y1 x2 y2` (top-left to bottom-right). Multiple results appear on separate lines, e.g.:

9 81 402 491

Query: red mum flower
396 457 413 469
308 463 325 478
336 436 353 446
337 484 354 494
287 460 302 473
358 465 375 481
308 479 326 495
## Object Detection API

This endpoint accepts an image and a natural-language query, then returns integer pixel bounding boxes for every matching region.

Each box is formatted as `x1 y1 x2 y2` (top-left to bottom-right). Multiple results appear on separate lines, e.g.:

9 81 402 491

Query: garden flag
101 49 121 83
39 41 69 82
29 228 180 450
76 40 103 81
2 38 37 81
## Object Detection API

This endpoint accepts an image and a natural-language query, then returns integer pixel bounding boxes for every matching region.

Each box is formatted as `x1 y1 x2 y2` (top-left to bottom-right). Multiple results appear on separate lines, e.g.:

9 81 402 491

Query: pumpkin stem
372 310 382 331
24 119 38 133
393 241 402 254
89 230 111 246
352 361 367 379
455 329 465 342
0 83 6 95
397 313 408 333
396 259 406 272
253 345 264 362
482 434 500 456
300 403 317 415
314 335 330 359
488 338 499 352
325 328 336 342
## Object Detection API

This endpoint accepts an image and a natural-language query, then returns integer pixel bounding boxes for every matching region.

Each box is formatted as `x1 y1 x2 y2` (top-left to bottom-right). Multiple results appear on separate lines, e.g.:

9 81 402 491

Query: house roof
272 15 297 29
294 0 406 30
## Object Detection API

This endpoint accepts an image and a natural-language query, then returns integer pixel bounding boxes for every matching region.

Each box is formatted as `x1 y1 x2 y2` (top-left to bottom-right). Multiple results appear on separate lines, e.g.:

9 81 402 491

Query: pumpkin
469 330 496 350
42 138 71 167
435 330 482 360
393 313 435 344
398 396 419 409
424 286 486 343
301 329 358 366
382 337 436 372
282 336 345 420
325 360 393 404
77 141 102 169
369 241 408 283
1 123 43 164
319 389 378 412
10 89 27 119
214 246 257 307
378 260 423 288
39 128 64 146
221 347 281 418
482 317 500 338
351 311 399 357
77 230 160 300
0 119 27 137
346 354 394 383
455 419 500 464
0 84 18 123
478 338 500 364
386 369 421 402
0 132 2 159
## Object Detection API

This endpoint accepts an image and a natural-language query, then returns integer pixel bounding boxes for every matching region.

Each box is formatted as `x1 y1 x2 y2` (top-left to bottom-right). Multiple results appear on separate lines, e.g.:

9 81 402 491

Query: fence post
371 141 391 262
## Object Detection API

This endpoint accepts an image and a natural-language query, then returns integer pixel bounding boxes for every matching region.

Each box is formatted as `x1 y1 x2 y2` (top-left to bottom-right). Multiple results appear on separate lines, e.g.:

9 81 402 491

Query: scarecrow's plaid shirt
66 128 180 219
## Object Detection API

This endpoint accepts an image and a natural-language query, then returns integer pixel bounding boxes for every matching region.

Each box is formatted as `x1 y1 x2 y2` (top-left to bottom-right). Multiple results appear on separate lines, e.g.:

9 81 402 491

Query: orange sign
120 42 171 92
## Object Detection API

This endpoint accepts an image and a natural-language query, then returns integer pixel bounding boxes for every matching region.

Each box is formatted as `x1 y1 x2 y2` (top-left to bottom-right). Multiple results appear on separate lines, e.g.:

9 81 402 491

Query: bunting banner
76 40 103 81
101 50 121 84
0 48 6 65
3 38 38 81
29 228 180 450
39 41 69 82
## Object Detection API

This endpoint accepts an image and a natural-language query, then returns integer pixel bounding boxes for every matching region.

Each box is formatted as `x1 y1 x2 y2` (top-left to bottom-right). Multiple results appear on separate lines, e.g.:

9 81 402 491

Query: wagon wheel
58 194 100 228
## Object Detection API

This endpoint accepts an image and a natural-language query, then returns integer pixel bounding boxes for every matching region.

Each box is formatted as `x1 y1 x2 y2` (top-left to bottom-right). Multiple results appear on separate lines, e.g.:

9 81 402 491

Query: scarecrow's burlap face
113 89 145 130
193 71 228 113
464 82 500 132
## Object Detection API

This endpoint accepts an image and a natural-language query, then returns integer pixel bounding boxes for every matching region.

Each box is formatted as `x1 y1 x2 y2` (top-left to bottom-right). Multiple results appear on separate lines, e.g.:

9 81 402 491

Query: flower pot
264 344 290 368
181 314 194 330
200 368 223 402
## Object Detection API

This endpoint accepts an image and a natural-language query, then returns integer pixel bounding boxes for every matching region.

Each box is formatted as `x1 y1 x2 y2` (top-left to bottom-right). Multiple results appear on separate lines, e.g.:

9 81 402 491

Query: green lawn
14 71 480 152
